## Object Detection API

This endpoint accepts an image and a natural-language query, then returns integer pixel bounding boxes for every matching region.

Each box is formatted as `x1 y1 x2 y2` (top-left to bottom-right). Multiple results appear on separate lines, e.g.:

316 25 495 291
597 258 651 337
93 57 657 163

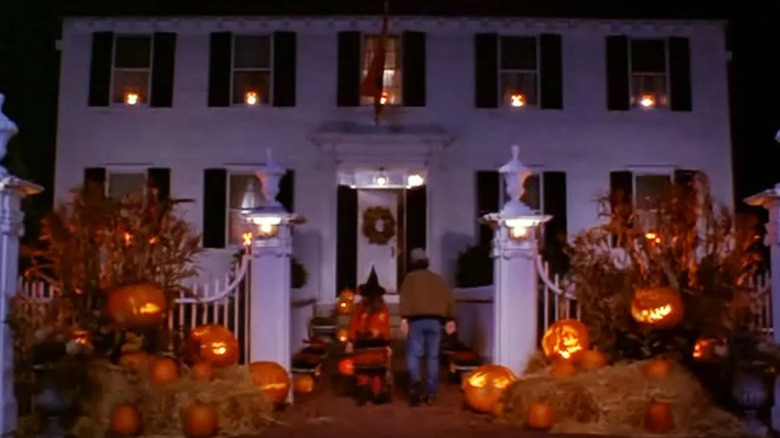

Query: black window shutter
474 33 499 108
668 37 692 111
405 185 427 264
605 36 630 111
337 31 361 107
203 168 227 248
208 32 232 107
277 170 295 212
542 172 568 275
476 171 500 247
147 167 171 201
150 32 177 108
401 31 426 107
84 167 106 197
272 31 297 107
539 34 563 110
336 185 358 293
609 171 633 245
674 169 700 198
88 32 114 107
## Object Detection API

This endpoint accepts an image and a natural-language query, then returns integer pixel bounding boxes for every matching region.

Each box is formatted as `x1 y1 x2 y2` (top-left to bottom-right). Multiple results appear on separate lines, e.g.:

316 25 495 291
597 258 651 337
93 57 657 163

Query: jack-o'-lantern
337 299 354 315
338 357 355 376
630 286 684 328
337 328 349 343
644 357 671 378
189 325 239 367
579 350 607 371
551 360 577 378
71 329 91 347
293 374 315 394
107 283 167 328
182 401 218 438
191 362 213 381
463 364 517 413
339 289 356 302
692 338 719 362
109 404 141 436
249 361 291 405
527 402 554 430
541 319 590 361
150 357 179 385
119 352 149 371
645 399 674 433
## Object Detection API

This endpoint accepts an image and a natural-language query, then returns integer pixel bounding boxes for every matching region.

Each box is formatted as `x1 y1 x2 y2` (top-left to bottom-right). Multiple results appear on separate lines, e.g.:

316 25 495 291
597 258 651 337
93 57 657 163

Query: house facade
53 15 732 306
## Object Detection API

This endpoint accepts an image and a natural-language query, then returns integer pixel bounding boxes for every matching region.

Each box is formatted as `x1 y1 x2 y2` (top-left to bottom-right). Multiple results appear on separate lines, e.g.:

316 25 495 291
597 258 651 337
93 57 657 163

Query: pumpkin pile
497 356 747 437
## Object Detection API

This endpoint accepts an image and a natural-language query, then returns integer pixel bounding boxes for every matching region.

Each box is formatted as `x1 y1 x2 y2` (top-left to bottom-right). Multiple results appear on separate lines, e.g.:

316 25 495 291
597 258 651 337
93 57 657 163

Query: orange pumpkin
338 357 355 376
337 299 354 315
692 338 719 361
579 350 607 371
119 352 149 371
150 357 179 385
551 360 577 378
644 357 671 378
109 404 141 436
107 283 167 328
630 286 684 328
191 362 213 381
182 402 218 438
541 319 590 361
645 399 674 433
249 361 291 405
339 289 356 301
527 402 554 430
293 374 315 394
463 364 517 413
189 325 239 367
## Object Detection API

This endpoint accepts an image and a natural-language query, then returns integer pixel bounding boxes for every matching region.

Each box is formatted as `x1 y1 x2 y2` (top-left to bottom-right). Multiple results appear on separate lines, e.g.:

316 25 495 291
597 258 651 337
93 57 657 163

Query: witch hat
358 266 385 297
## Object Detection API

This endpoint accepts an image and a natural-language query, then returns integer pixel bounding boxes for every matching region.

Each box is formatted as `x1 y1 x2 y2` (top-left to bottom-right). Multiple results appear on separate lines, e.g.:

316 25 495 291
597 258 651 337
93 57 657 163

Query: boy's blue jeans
405 318 442 395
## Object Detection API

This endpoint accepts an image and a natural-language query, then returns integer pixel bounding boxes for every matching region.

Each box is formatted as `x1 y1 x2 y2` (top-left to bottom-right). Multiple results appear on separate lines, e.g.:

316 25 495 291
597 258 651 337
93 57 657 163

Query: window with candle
499 36 538 108
360 34 402 105
630 39 669 109
111 35 152 105
231 35 272 106
228 173 263 245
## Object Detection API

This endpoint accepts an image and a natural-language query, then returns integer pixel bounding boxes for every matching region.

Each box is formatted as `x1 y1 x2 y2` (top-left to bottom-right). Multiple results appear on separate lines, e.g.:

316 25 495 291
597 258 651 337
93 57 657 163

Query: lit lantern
123 232 132 245
462 364 517 413
379 91 389 105
107 283 167 328
337 328 349 343
510 93 526 108
245 90 259 106
541 319 590 362
124 91 140 105
630 287 684 328
639 94 656 109
249 361 291 405
242 231 253 246
189 324 240 367
407 174 425 188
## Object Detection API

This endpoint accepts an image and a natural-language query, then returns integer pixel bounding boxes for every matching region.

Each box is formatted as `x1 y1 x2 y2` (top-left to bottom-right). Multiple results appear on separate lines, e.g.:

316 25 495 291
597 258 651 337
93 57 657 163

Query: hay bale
72 359 142 438
502 359 747 437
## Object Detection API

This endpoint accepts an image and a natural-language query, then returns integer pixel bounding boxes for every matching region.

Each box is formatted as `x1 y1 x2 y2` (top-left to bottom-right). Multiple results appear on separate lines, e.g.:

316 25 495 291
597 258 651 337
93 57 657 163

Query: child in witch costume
345 267 392 405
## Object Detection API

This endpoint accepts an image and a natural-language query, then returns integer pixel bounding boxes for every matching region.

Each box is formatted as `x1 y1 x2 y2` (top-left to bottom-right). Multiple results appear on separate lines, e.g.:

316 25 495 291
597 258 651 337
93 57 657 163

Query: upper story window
232 35 272 106
361 35 402 105
499 36 538 108
112 36 152 106
630 39 668 110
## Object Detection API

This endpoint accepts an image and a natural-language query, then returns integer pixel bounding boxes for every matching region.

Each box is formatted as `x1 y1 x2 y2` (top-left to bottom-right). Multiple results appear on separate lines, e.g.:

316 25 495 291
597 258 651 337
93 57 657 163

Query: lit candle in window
379 91 389 105
510 93 526 108
245 91 259 106
639 94 656 109
125 91 139 105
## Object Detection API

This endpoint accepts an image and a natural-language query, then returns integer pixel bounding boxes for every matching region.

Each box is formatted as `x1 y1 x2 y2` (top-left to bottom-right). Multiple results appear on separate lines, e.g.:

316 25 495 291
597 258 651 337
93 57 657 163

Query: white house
53 15 732 308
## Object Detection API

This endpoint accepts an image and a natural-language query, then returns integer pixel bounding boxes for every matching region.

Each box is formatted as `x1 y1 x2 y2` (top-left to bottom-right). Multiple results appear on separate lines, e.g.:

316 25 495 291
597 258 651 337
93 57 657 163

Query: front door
356 189 400 293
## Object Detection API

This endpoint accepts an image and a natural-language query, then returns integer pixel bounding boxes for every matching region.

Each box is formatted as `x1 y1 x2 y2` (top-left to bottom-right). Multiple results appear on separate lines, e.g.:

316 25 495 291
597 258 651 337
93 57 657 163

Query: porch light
246 213 283 238
510 93 526 108
375 174 388 186
245 90 259 106
407 174 424 188
639 94 656 109
125 91 140 105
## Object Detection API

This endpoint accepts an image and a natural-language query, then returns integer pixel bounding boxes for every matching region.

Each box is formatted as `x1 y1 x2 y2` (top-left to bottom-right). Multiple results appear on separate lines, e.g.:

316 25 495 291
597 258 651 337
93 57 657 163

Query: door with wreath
357 190 400 294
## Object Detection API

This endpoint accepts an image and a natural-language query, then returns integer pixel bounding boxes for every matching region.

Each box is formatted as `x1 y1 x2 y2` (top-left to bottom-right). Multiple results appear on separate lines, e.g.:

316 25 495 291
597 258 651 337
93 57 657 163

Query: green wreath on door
362 206 396 245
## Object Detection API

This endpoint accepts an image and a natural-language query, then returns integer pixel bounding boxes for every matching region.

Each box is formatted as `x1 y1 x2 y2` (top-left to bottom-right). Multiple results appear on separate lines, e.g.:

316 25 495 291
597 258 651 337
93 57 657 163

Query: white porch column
484 146 550 377
0 94 43 435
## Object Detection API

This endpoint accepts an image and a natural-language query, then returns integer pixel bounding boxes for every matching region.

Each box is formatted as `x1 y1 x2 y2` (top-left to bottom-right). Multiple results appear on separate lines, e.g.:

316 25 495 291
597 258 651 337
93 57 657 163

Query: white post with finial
482 145 550 377
0 93 43 434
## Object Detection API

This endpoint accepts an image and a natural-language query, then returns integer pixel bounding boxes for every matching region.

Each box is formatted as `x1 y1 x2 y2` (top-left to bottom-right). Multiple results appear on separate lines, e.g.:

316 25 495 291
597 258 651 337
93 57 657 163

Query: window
634 173 671 230
630 39 668 109
112 35 152 105
361 35 402 105
228 173 263 245
107 172 146 199
499 36 538 107
232 35 272 105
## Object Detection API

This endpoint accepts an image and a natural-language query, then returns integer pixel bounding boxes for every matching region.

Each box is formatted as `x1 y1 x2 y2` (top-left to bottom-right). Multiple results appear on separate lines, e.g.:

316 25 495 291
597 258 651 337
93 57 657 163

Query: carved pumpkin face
541 319 590 361
249 361 291 405
630 287 684 328
337 299 354 315
339 289 356 302
645 399 674 433
463 364 517 413
107 283 167 328
692 338 726 362
182 402 218 438
527 402 554 430
189 325 240 367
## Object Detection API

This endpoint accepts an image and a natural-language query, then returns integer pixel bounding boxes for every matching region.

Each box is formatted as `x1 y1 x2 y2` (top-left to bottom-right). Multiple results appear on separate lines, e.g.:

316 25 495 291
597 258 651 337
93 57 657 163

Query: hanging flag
360 0 389 123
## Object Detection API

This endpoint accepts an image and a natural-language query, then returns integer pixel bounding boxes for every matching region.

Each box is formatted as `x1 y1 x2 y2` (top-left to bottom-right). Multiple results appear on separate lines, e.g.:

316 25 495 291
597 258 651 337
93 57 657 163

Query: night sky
0 1 778 243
